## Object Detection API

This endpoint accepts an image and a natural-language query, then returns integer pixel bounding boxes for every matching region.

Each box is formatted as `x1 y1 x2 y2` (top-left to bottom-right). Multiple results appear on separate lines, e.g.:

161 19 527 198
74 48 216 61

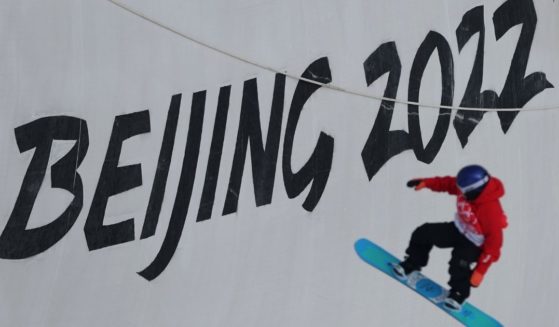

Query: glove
470 270 485 287
406 179 426 190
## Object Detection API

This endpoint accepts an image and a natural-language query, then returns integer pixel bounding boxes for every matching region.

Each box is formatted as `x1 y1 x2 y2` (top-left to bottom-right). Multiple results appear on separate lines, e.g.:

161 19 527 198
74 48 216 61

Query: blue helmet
457 165 489 198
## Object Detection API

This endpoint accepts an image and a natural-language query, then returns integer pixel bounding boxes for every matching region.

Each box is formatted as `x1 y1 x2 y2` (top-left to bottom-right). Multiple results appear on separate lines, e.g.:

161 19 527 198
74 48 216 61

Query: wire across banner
106 0 558 113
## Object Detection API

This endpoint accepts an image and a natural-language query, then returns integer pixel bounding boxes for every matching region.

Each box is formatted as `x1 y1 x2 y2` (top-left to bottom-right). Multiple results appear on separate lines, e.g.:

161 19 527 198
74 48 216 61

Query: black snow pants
404 222 481 301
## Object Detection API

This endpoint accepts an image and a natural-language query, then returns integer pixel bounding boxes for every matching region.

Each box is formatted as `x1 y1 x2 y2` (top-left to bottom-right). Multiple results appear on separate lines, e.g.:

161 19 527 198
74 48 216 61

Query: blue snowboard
355 238 502 327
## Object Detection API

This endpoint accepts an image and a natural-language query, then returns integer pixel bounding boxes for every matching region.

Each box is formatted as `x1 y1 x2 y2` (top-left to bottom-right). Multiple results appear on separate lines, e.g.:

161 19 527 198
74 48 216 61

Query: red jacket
422 176 507 274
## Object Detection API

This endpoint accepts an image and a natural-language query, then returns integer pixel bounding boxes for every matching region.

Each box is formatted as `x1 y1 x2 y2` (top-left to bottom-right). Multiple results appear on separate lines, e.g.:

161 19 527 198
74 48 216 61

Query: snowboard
354 238 502 327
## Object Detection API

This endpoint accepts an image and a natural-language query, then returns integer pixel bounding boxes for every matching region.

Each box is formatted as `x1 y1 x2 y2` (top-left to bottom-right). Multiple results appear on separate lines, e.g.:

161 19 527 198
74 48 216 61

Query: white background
1 0 558 326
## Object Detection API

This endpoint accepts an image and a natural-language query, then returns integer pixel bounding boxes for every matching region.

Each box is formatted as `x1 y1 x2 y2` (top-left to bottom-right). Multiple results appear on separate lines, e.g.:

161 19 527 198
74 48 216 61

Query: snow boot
443 290 466 311
391 260 418 281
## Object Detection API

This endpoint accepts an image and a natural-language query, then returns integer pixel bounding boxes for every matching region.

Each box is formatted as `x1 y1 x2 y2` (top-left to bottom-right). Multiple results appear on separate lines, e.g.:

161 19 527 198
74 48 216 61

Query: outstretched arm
406 176 460 195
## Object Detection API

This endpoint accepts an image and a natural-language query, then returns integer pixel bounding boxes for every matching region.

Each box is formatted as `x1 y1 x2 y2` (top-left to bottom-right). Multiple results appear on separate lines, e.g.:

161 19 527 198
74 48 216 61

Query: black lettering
0 116 88 258
408 31 454 163
84 110 150 250
197 86 231 222
141 95 181 239
139 91 205 281
453 6 498 147
493 0 553 132
361 42 410 180
282 57 333 212
222 74 286 216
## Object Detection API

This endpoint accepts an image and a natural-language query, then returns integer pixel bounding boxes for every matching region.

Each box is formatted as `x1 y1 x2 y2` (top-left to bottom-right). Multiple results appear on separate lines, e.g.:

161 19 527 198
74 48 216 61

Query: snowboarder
392 165 507 311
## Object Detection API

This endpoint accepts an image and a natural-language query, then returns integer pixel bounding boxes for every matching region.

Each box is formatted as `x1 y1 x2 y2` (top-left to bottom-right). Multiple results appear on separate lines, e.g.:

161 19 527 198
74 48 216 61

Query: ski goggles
458 175 489 194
